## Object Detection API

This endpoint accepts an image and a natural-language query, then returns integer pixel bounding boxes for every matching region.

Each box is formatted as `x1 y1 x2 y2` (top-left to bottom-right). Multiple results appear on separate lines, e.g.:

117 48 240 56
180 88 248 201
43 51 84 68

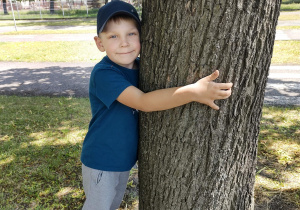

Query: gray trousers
82 164 130 210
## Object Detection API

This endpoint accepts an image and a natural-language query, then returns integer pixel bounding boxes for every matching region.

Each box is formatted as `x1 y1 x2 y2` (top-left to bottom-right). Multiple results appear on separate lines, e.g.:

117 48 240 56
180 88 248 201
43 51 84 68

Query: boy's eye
109 35 117 39
129 32 136 36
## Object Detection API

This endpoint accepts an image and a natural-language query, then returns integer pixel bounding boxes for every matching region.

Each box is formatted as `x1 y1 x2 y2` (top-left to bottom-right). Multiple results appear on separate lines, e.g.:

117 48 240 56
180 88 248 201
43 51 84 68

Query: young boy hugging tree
81 1 233 209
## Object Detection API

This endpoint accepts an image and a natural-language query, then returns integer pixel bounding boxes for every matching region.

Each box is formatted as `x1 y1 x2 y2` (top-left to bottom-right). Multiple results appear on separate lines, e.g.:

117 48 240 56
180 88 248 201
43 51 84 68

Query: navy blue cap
97 1 141 35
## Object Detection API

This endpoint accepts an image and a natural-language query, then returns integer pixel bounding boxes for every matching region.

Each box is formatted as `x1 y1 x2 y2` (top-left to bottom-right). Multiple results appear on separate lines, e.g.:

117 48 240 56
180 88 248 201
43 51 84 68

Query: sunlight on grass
1 30 95 35
272 41 300 64
0 156 15 166
0 18 97 27
280 4 300 12
1 96 299 209
0 96 89 209
255 106 300 208
270 141 300 165
55 187 79 199
29 129 87 146
0 41 105 62
279 12 300 21
256 175 283 191
277 25 300 30
0 40 297 64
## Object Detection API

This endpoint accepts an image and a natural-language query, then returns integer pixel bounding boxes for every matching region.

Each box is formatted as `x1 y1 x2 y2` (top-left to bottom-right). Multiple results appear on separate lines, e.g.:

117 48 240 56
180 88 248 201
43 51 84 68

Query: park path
0 17 299 105
1 62 300 106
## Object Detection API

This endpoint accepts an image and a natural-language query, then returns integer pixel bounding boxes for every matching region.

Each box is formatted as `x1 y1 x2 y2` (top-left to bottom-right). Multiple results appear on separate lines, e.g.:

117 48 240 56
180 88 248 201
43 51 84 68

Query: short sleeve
93 69 132 108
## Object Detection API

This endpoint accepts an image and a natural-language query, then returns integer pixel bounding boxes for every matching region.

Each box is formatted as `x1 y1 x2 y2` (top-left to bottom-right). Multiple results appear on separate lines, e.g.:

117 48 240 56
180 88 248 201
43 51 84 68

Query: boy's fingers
205 70 219 81
218 88 232 98
209 102 220 110
219 82 233 89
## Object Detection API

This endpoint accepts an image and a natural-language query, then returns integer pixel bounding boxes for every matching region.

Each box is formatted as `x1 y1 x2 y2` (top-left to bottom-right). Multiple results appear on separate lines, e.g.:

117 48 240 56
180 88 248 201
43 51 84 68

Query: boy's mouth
117 51 134 55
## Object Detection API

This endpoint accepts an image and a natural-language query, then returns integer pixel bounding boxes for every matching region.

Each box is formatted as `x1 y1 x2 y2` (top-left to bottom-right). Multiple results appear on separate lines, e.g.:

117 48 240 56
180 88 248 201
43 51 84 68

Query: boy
81 1 233 209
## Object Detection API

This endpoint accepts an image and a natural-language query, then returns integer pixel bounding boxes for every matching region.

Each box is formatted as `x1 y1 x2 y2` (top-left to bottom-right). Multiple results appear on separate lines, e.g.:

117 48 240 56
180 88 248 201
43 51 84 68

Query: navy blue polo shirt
81 56 139 172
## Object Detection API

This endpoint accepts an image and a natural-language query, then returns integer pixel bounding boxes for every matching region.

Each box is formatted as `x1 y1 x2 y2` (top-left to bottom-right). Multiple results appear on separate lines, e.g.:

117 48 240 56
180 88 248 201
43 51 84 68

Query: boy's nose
120 37 129 47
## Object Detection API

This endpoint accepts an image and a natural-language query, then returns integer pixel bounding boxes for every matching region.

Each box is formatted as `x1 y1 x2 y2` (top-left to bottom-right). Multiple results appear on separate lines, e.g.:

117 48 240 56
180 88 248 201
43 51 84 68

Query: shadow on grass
0 96 89 209
255 106 300 209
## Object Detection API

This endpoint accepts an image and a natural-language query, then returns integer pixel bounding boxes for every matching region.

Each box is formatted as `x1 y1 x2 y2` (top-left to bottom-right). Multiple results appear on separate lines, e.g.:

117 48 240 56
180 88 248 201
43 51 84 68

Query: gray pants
82 164 130 210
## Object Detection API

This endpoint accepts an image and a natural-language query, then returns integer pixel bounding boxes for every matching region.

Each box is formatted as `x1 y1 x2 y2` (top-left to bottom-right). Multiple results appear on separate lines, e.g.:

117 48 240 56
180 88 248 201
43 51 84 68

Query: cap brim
98 11 141 34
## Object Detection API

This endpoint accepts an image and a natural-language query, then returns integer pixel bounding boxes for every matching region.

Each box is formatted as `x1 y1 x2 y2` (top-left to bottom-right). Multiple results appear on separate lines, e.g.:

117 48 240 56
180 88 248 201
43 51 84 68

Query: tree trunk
3 0 9 15
50 0 55 14
139 0 281 209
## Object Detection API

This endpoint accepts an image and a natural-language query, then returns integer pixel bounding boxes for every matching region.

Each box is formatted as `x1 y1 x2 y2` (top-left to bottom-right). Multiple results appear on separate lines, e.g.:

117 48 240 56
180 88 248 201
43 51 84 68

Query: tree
50 0 55 14
3 0 9 15
138 0 281 209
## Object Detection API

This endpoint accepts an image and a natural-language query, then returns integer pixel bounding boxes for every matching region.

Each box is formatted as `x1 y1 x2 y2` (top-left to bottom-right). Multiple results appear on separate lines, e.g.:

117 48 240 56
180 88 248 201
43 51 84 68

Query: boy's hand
117 70 232 112
192 70 233 110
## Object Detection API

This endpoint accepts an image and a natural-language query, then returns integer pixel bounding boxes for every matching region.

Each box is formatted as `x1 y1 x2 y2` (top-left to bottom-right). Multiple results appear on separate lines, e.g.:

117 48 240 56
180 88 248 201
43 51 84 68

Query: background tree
50 0 54 14
139 0 281 209
3 0 9 15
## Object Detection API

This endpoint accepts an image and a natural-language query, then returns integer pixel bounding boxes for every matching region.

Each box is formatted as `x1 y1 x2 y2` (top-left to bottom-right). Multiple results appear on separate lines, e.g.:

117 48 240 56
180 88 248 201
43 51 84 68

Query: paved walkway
265 65 300 106
0 61 94 97
0 17 299 105
0 29 298 41
1 61 299 106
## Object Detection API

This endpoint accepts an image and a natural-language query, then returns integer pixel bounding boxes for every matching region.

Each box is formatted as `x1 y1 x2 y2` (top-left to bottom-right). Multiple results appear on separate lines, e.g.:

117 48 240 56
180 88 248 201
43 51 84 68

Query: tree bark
50 0 55 14
3 0 9 15
139 0 281 209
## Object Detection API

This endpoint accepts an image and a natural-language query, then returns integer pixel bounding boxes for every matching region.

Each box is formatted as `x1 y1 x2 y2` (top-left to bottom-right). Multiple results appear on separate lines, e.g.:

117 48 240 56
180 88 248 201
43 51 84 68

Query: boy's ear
94 36 105 52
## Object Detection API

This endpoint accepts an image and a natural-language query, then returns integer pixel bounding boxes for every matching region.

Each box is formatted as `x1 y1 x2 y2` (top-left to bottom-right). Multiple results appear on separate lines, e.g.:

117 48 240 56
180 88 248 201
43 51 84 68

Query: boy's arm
117 70 233 112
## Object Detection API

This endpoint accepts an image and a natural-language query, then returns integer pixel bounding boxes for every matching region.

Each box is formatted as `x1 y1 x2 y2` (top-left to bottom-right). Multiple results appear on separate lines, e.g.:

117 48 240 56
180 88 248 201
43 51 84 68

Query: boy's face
94 19 140 69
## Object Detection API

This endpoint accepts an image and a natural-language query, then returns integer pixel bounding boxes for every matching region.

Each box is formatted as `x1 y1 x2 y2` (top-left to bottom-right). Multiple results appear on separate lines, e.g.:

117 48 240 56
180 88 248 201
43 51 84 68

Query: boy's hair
96 1 141 35
101 14 140 33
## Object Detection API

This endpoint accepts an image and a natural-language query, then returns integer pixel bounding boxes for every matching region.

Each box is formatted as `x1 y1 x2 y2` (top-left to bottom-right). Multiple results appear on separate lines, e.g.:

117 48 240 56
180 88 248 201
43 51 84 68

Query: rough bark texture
50 0 55 14
139 0 281 209
3 0 8 15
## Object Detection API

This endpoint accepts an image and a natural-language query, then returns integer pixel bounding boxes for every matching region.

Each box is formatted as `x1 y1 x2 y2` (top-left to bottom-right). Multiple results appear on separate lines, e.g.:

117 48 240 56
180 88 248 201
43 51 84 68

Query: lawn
0 96 299 209
0 41 105 62
0 0 299 208
0 96 137 209
0 8 99 20
0 18 97 27
272 41 300 65
0 40 298 64
255 106 300 209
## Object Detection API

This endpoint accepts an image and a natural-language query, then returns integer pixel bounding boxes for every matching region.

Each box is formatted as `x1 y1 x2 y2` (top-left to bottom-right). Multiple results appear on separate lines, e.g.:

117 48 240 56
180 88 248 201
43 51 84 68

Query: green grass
255 106 300 208
277 25 300 30
279 12 300 21
282 0 300 3
0 96 137 209
0 41 105 62
281 0 300 11
0 96 299 209
0 40 297 64
0 18 97 27
0 8 99 20
0 96 89 209
1 29 95 35
272 41 300 65
281 4 300 11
